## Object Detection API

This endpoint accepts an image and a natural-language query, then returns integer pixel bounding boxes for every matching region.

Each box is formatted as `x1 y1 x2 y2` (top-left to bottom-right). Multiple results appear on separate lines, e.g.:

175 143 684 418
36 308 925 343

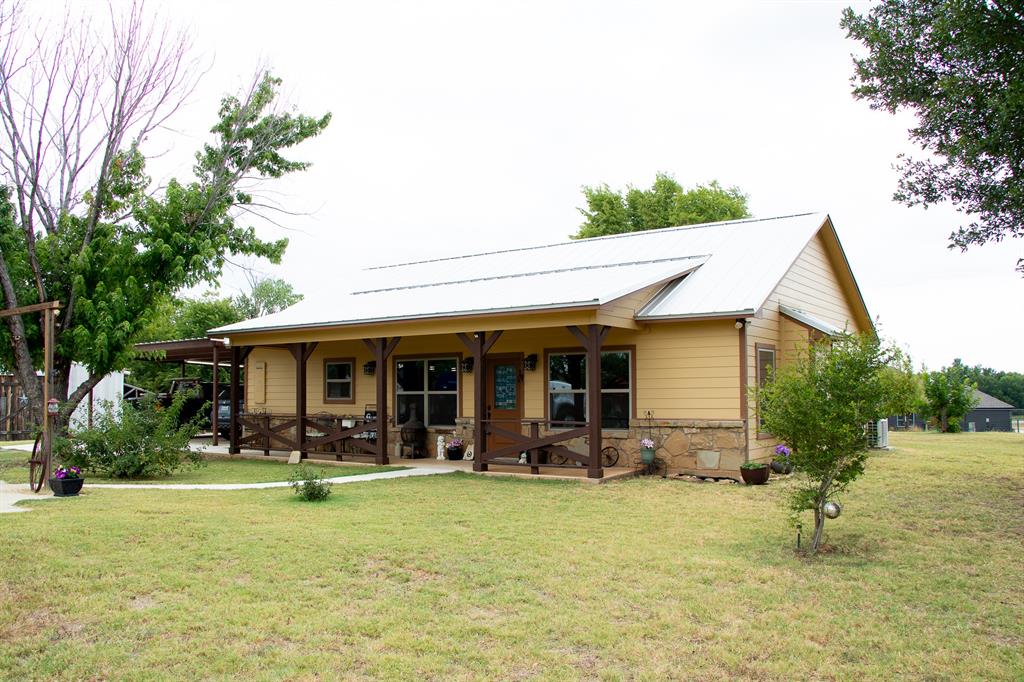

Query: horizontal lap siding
747 231 866 461
245 320 741 423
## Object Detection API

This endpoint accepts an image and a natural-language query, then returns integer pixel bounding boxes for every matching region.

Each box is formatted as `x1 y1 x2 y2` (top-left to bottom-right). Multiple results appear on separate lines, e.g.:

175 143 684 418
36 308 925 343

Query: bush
56 392 204 479
289 465 332 502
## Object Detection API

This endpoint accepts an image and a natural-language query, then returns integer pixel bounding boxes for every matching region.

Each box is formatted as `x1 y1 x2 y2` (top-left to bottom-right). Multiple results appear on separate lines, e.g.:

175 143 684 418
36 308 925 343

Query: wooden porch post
211 343 219 446
229 345 241 454
457 330 503 473
291 343 307 459
569 324 609 479
364 337 401 466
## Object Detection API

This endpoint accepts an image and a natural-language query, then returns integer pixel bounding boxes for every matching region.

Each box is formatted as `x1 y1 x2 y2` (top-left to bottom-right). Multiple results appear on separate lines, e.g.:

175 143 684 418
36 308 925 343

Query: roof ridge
364 212 820 271
353 255 708 295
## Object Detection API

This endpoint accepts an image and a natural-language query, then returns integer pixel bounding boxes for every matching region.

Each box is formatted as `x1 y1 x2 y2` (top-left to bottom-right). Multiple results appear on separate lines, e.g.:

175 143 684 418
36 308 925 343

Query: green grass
1 432 1021 680
0 448 404 485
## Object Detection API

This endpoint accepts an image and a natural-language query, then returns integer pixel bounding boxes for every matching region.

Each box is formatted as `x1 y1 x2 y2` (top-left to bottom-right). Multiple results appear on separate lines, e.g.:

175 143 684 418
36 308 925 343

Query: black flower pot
740 466 769 485
49 477 84 497
446 447 464 461
770 460 792 475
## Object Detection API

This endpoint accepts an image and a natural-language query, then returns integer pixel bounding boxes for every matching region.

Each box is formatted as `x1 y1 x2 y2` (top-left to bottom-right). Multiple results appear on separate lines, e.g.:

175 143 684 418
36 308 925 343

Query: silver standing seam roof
211 212 841 335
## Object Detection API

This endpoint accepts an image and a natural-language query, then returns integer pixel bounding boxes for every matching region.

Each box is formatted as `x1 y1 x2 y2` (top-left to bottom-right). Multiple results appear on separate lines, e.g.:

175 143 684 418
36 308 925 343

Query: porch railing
237 411 381 460
481 419 594 475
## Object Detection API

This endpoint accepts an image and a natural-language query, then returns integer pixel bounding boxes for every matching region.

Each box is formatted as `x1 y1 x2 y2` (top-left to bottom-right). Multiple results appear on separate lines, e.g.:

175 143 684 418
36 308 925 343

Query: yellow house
209 212 872 480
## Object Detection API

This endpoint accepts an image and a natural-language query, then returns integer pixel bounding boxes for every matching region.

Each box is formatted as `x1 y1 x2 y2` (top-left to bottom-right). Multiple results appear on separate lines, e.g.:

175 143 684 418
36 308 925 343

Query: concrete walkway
0 466 458 513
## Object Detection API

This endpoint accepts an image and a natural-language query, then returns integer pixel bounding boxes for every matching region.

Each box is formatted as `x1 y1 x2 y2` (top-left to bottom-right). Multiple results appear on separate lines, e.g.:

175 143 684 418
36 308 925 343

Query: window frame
755 343 777 435
323 357 355 404
544 346 635 431
393 354 461 428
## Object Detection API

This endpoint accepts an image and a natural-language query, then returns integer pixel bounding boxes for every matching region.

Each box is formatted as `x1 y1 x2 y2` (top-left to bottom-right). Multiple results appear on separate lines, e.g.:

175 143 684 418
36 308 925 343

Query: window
756 344 776 432
324 359 354 403
395 357 458 426
548 350 631 429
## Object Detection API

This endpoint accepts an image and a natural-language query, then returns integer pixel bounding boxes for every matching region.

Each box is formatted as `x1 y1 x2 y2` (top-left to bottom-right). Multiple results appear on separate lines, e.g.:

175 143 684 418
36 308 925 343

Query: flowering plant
447 438 464 449
640 438 655 449
53 464 82 480
774 444 792 458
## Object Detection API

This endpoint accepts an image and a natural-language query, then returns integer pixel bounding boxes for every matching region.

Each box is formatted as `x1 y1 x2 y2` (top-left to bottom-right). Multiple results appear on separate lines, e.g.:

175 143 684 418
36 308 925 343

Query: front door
485 355 523 451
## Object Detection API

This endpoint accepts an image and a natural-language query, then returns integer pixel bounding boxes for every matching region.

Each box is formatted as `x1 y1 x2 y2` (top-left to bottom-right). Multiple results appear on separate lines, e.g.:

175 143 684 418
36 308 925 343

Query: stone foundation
449 417 747 479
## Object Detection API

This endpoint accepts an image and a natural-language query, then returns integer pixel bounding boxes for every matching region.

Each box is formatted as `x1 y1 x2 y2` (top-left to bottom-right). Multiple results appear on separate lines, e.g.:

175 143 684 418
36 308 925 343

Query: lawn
0 448 404 485
1 432 1021 680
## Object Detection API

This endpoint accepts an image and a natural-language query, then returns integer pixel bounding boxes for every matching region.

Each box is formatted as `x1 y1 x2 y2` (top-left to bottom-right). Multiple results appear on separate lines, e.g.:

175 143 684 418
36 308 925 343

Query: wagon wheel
601 445 619 468
27 432 47 493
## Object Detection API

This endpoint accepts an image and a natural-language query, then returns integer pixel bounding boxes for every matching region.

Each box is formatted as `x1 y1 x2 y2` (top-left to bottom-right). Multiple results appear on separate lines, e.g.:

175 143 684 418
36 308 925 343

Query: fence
0 374 41 440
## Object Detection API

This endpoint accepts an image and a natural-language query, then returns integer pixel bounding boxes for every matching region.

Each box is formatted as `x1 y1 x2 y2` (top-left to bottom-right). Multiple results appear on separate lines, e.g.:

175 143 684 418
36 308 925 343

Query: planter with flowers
639 438 656 465
49 465 84 497
739 461 770 485
446 438 465 460
770 444 793 474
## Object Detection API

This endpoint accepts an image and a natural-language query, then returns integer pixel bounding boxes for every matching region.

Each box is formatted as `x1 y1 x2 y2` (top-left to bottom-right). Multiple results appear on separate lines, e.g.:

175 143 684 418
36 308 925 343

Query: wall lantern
523 354 538 371
362 361 377 376
460 357 474 374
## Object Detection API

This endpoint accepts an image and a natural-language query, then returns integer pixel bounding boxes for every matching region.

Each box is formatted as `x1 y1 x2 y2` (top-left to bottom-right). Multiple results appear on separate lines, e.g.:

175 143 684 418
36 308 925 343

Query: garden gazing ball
823 501 842 519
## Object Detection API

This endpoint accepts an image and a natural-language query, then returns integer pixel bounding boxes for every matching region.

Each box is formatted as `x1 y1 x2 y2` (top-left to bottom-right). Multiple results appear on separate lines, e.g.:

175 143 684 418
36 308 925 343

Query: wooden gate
0 375 40 440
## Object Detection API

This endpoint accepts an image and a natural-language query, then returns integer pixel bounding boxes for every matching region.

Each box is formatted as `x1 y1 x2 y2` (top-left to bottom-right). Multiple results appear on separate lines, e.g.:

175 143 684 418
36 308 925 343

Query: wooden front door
485 355 523 451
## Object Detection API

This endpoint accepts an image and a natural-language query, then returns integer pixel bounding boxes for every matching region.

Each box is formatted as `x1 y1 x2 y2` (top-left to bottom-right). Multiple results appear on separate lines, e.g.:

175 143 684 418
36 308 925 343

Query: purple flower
775 444 791 457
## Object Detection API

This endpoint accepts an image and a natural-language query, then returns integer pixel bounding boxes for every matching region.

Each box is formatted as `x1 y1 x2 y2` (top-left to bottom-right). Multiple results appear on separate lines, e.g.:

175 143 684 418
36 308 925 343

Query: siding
745 229 867 461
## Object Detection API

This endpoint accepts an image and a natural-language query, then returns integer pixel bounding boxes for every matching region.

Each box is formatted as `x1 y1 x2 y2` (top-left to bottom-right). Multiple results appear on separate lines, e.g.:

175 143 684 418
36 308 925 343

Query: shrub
57 391 204 479
289 465 332 502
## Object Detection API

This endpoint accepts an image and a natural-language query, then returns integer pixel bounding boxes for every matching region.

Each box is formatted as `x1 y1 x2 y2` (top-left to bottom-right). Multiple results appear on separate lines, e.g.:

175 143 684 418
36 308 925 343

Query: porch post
291 342 308 459
211 343 219 446
458 330 503 472
364 337 401 466
569 324 609 479
229 345 241 454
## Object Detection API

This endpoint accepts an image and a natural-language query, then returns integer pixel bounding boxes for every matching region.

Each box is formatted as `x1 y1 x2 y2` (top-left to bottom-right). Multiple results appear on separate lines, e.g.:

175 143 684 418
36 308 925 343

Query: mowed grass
0 448 404 485
1 433 1021 680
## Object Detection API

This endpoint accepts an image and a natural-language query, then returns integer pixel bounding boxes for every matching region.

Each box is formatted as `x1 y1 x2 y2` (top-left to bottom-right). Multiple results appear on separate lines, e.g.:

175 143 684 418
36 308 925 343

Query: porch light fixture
460 357 474 374
362 361 377 376
523 354 538 371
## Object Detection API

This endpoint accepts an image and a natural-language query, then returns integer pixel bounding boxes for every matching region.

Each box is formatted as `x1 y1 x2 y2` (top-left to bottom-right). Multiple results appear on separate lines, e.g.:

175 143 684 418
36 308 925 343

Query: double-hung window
324 359 354 403
756 344 776 432
395 357 458 426
548 350 631 429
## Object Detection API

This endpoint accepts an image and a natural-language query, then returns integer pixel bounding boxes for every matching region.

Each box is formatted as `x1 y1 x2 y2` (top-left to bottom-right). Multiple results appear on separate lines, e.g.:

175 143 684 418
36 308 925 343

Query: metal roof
972 389 1015 409
778 304 845 336
211 212 833 335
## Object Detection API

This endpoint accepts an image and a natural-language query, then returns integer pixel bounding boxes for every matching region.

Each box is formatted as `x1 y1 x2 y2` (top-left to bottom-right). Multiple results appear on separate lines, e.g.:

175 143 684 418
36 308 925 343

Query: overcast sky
61 1 1024 371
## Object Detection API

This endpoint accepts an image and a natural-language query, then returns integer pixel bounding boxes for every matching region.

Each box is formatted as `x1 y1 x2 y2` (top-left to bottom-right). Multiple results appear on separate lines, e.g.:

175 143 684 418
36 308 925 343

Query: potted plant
739 461 770 485
770 444 793 474
49 464 84 497
640 437 656 465
446 438 465 460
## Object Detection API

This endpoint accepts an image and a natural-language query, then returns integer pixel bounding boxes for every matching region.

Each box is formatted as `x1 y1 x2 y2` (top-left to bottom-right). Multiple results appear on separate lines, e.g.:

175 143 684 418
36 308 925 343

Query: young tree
573 173 749 239
0 1 330 424
922 363 978 432
233 276 303 320
841 1 1024 273
759 334 917 553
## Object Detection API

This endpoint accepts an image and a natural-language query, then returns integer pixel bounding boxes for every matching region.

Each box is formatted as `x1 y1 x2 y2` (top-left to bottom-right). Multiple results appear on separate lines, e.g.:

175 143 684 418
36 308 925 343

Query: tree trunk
811 502 826 553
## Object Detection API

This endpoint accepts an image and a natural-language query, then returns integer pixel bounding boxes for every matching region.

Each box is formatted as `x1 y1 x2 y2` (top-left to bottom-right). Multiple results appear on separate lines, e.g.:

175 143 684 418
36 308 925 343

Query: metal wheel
27 432 47 493
601 445 619 467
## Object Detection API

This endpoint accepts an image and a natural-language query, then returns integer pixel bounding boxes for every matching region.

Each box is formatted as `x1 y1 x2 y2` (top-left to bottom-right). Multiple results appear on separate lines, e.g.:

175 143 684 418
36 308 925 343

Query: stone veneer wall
447 417 748 479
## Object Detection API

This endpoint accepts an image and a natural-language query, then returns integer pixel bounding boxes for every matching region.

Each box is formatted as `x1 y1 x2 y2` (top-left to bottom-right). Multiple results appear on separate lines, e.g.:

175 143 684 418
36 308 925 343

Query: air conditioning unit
867 419 889 448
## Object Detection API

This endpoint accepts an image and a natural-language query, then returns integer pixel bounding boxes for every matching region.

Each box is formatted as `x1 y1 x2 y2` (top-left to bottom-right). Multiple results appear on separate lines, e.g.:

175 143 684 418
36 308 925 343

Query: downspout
738 318 749 462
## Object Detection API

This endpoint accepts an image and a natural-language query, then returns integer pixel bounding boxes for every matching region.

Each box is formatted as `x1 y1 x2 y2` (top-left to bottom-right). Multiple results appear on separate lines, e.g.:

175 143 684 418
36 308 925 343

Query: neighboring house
962 390 1015 432
210 212 872 479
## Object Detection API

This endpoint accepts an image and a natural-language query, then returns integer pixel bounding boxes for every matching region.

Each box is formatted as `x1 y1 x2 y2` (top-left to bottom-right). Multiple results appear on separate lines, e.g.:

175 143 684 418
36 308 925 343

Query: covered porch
222 318 629 480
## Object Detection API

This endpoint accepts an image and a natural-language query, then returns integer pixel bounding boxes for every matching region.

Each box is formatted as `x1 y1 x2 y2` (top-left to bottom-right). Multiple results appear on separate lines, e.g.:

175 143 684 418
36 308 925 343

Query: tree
955 360 1024 408
841 1 1024 273
233 276 303 319
758 334 917 553
0 1 330 425
922 363 979 432
573 173 749 239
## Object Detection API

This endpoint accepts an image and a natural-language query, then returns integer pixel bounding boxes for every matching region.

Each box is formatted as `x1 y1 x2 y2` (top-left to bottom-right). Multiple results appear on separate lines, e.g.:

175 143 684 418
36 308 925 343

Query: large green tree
953 359 1024 409
573 174 749 239
0 2 329 423
759 334 918 553
841 1 1024 273
922 363 979 432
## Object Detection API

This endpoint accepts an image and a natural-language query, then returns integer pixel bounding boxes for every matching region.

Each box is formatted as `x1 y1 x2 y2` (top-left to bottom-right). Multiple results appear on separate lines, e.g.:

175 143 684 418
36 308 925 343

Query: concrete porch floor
192 439 637 484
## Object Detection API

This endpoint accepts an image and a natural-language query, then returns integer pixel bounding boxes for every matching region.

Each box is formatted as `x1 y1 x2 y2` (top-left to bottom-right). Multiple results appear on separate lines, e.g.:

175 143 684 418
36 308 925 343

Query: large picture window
324 358 354 403
395 357 458 427
548 350 631 429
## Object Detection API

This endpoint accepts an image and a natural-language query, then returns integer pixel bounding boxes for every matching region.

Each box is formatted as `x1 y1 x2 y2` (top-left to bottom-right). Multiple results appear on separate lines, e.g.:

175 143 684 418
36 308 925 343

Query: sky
42 0 1024 371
